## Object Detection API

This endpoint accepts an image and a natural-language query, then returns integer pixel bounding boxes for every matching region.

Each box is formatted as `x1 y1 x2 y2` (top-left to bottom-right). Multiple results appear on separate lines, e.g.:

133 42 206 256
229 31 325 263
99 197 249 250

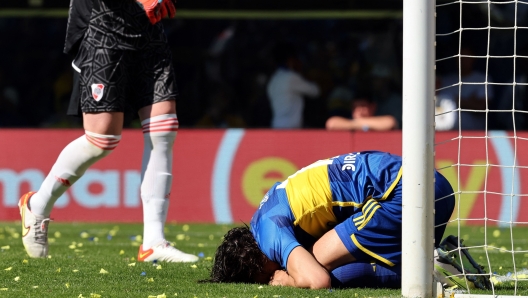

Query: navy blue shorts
335 171 455 267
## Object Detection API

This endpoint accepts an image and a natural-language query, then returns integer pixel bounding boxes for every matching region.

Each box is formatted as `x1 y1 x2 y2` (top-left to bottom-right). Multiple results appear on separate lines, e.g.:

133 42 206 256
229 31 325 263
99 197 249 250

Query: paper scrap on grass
99 268 109 274
156 265 162 270
22 259 28 264
491 268 528 286
73 269 79 272
119 250 125 255
56 268 61 272
147 277 154 282
4 267 12 271
190 265 197 268
1 245 10 250
128 262 136 267
32 286 38 289
90 294 101 298
14 276 20 281
0 288 7 291
65 283 70 288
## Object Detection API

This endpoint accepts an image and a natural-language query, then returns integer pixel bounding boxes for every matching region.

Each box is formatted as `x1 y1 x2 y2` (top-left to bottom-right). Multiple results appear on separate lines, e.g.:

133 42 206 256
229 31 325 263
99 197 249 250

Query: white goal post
403 0 528 297
402 0 436 297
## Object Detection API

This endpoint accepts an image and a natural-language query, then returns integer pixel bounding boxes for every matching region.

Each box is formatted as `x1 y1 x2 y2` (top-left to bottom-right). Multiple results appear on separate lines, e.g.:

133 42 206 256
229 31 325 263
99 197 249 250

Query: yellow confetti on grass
119 250 125 255
99 269 109 274
32 286 38 289
198 243 205 247
128 263 136 267
56 268 61 272
14 277 20 281
90 294 101 298
22 259 28 264
176 234 185 241
190 265 197 269
80 232 89 238
147 277 154 282
4 267 12 271
182 224 189 232
148 294 167 298
65 283 70 288
493 229 501 237
156 265 162 270
73 270 79 272
0 288 7 291
54 231 61 238
1 245 10 250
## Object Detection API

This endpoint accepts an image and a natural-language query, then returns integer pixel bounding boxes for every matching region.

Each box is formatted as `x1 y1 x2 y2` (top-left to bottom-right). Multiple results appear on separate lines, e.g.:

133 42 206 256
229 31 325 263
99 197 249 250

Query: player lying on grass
205 151 491 289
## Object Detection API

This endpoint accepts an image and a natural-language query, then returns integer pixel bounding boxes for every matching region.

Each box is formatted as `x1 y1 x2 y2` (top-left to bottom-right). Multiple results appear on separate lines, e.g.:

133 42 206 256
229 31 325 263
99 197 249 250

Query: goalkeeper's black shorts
67 40 178 117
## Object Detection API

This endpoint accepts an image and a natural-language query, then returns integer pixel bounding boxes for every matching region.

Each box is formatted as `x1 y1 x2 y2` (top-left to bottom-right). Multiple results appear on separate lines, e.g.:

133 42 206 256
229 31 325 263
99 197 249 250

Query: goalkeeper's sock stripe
142 114 179 134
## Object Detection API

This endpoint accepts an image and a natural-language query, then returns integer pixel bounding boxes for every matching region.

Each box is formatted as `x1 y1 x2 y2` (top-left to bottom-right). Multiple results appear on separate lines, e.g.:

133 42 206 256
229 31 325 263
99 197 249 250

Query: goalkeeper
206 151 489 289
18 0 198 263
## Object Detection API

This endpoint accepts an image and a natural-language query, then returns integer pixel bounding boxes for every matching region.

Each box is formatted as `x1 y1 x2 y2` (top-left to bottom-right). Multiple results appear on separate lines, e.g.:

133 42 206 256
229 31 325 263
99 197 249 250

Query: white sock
29 131 121 217
141 114 178 249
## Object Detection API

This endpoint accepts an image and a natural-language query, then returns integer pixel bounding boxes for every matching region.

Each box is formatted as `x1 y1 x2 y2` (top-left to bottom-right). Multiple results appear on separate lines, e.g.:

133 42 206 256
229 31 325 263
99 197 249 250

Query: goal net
434 0 528 297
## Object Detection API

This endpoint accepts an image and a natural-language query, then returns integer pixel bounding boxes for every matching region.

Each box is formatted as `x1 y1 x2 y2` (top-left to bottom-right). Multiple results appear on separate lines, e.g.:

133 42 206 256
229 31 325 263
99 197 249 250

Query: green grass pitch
0 222 527 297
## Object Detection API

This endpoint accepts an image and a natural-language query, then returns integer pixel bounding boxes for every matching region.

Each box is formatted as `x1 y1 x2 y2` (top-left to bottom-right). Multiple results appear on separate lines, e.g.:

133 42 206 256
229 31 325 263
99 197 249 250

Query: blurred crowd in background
1 2 528 130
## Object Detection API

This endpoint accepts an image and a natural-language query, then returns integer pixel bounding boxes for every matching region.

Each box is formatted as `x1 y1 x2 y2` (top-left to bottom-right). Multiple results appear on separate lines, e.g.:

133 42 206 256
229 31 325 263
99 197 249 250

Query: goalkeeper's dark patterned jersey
64 0 167 55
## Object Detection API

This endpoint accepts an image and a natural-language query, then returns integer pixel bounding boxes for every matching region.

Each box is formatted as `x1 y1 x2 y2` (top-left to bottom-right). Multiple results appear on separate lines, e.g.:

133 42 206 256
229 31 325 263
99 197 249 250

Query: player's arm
270 246 331 289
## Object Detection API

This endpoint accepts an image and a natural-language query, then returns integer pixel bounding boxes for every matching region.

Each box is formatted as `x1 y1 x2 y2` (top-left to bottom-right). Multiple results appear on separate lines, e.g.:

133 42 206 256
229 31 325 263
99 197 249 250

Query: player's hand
269 270 290 287
137 0 176 25
159 0 176 19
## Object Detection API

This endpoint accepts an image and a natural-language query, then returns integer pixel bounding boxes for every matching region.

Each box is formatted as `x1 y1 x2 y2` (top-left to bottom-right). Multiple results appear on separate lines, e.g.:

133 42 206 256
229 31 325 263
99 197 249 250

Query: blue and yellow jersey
250 151 403 268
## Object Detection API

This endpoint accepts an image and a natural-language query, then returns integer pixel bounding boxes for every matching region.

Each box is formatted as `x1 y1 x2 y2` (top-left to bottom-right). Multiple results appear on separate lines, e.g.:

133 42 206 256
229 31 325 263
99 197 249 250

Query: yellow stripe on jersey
380 167 403 201
285 159 335 239
357 205 381 230
354 199 380 228
351 234 395 266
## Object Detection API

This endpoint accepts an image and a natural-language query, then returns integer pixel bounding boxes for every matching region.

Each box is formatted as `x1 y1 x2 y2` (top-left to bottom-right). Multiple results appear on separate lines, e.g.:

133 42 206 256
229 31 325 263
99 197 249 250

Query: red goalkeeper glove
137 0 176 25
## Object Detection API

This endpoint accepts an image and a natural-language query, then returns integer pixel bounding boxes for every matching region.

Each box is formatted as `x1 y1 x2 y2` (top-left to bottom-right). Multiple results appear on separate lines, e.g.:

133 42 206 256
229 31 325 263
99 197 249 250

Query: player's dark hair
201 225 267 283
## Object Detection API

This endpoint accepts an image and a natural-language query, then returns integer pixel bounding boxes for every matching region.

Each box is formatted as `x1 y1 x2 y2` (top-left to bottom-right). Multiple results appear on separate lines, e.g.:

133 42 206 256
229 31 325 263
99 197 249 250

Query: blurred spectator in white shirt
267 42 320 129
435 77 458 131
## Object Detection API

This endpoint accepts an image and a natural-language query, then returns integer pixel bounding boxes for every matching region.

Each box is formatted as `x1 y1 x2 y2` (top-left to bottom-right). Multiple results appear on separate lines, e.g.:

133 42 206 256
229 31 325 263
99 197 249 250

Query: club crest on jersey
91 84 105 101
